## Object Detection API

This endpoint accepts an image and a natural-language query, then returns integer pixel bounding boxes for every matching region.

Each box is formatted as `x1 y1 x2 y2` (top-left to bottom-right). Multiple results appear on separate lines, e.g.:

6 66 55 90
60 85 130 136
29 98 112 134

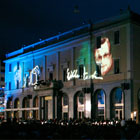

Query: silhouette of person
94 37 113 76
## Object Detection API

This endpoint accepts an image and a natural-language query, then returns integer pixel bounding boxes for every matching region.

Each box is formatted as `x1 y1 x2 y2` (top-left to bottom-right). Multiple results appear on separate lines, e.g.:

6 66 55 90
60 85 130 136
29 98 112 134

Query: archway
110 87 124 120
14 98 20 120
94 89 105 120
62 93 69 120
6 98 12 119
74 91 85 119
22 97 30 120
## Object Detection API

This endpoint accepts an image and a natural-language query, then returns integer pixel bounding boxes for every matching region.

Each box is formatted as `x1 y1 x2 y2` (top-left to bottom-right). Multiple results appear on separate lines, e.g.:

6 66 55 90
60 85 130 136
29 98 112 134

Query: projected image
94 37 113 76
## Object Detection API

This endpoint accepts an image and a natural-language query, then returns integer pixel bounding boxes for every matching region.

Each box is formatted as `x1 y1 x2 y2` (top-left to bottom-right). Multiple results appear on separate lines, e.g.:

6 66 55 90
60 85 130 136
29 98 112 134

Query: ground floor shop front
4 80 137 122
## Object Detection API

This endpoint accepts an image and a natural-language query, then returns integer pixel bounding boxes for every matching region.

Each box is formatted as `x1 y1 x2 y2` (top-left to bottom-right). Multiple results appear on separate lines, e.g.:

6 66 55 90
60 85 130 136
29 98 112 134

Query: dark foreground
0 119 139 139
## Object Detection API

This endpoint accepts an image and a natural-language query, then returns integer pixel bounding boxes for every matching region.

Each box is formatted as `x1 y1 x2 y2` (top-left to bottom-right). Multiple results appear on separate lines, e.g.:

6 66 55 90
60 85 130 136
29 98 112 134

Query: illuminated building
0 60 5 119
3 9 140 123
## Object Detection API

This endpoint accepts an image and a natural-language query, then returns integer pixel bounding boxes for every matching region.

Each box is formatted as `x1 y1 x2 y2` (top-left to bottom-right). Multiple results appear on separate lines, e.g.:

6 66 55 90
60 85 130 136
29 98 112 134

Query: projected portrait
94 37 113 76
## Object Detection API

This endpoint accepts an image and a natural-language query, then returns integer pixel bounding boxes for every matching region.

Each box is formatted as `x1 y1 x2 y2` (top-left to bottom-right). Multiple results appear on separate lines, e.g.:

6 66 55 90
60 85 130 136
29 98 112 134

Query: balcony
33 80 63 91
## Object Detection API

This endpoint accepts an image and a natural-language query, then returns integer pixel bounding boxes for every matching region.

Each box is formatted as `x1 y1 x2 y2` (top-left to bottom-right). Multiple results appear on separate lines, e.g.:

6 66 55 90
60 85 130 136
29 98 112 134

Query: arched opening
110 87 124 120
14 98 20 120
22 97 30 120
62 93 69 120
7 100 11 109
74 91 85 119
33 96 39 120
6 98 13 120
94 89 105 120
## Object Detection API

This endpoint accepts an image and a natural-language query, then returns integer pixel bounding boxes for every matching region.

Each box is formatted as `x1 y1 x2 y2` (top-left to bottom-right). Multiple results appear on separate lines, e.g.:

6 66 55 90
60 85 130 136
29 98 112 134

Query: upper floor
4 9 140 92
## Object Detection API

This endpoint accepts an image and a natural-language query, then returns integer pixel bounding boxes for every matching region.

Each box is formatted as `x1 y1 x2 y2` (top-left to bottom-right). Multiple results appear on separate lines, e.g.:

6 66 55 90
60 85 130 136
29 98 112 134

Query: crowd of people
0 118 139 139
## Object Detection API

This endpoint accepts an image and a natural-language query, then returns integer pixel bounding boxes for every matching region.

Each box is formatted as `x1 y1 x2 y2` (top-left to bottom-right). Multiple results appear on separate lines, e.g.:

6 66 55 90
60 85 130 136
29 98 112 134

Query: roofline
5 24 90 59
5 8 140 60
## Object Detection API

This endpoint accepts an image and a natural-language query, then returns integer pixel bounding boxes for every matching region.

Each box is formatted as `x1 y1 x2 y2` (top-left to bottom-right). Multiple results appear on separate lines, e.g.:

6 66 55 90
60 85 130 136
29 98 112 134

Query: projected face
95 38 113 76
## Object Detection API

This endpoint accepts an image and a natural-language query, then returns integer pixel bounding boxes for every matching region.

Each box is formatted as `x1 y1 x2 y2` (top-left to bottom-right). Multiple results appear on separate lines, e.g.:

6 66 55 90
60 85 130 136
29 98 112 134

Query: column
52 94 55 119
43 56 46 81
19 98 23 119
85 93 91 118
22 62 24 89
69 93 74 119
29 97 33 119
38 96 41 120
48 98 53 119
72 47 75 86
72 47 75 70
105 89 110 120
56 52 60 80
124 89 131 120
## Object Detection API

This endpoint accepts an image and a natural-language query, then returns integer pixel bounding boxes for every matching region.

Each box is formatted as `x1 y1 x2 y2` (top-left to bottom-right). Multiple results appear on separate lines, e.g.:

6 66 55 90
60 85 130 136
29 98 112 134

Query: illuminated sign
67 67 103 81
29 65 40 86
14 66 21 86
94 37 113 76
23 66 41 87
45 96 52 100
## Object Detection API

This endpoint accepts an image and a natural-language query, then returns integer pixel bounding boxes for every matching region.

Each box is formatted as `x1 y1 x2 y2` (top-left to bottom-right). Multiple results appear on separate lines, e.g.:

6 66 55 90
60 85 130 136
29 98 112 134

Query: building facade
0 60 5 118
4 9 140 123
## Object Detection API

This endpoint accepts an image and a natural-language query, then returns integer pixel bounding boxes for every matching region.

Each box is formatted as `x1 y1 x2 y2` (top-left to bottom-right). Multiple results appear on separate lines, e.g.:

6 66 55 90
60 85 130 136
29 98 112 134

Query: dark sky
0 0 139 58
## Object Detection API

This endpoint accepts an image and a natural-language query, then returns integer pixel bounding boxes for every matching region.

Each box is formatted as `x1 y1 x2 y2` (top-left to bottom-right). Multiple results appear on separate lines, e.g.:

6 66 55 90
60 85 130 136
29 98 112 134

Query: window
17 62 19 70
9 82 11 90
25 76 29 87
114 59 120 74
9 64 12 72
115 88 122 103
114 31 120 44
1 62 5 67
96 64 101 77
96 36 101 48
63 95 68 106
63 68 67 82
1 77 4 81
79 92 84 104
1 69 5 72
49 72 53 81
17 80 19 89
79 65 84 79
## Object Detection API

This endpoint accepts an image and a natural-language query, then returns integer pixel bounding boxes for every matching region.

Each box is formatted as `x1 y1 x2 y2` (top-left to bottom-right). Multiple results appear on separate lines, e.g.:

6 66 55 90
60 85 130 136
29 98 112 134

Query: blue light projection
0 106 5 112
97 90 105 105
14 65 22 87
0 88 5 112
29 65 40 86
115 88 122 103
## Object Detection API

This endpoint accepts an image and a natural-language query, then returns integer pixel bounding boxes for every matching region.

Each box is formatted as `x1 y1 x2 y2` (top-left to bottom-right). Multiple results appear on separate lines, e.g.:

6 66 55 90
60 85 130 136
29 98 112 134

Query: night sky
0 0 139 59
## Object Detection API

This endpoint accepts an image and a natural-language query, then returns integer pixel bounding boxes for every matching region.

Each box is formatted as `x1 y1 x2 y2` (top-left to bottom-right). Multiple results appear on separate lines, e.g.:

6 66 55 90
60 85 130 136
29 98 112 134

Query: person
94 37 113 76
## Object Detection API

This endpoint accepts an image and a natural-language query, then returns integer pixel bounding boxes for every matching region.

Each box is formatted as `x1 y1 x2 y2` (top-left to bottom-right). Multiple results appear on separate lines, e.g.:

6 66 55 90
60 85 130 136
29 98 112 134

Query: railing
33 80 63 91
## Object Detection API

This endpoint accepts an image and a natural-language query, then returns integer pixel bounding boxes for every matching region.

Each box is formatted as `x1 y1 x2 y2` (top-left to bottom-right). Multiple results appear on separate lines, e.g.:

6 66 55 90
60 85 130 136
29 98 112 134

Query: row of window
8 59 120 90
1 77 4 82
8 31 120 73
